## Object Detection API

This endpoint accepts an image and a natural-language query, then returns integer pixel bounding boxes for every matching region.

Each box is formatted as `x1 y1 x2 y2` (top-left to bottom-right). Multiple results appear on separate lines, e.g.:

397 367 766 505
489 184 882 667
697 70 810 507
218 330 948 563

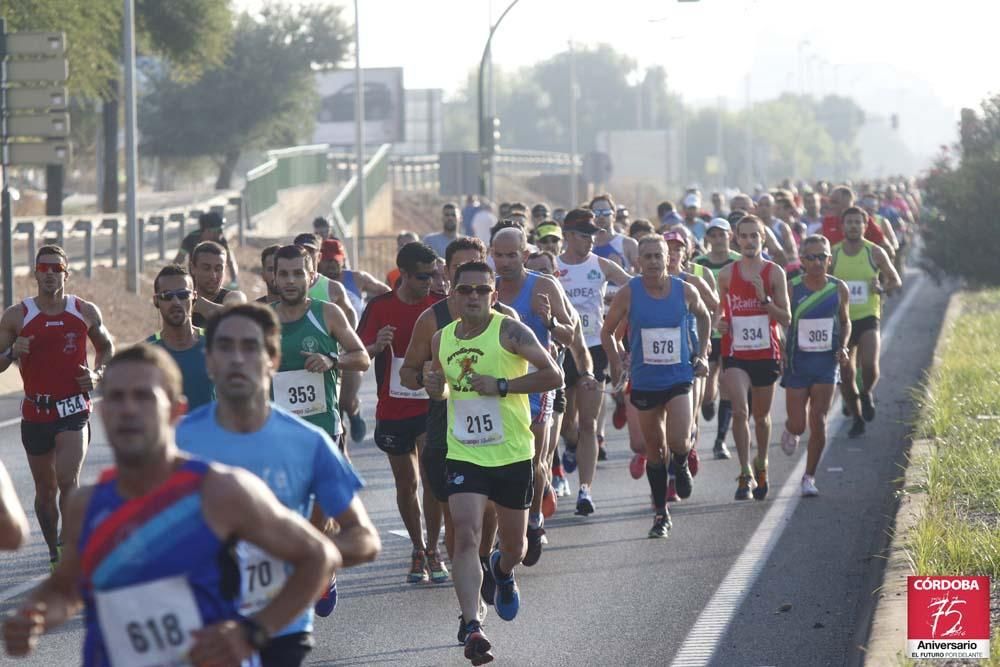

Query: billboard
313 67 405 145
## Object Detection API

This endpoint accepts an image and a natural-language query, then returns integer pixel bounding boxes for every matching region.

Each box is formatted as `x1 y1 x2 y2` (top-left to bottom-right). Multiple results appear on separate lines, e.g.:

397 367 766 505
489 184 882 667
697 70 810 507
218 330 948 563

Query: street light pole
123 0 139 293
568 39 579 206
477 0 521 200
353 0 365 263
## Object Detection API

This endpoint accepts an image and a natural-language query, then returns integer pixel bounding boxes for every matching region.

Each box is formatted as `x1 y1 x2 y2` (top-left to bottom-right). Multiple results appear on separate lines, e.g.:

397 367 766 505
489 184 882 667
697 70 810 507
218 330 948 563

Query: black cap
562 208 599 234
199 211 223 229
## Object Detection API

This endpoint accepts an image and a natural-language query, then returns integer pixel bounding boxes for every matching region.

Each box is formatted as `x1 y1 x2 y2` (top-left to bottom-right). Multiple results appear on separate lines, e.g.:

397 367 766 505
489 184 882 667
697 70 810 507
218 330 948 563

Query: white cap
706 218 731 233
682 193 701 208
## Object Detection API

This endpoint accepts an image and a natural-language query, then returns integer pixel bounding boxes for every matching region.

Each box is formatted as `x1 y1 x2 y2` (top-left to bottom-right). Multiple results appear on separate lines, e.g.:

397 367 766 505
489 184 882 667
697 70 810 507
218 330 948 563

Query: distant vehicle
319 82 394 123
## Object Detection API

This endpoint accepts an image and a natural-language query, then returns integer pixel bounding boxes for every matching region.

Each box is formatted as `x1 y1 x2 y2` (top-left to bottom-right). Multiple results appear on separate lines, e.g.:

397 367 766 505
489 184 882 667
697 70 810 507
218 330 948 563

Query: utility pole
353 0 366 262
568 39 579 206
123 0 140 292
477 0 521 199
745 74 753 189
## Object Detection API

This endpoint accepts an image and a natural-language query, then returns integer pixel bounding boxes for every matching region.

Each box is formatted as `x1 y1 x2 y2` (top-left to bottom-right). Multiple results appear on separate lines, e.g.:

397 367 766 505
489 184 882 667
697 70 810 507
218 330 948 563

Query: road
0 269 951 666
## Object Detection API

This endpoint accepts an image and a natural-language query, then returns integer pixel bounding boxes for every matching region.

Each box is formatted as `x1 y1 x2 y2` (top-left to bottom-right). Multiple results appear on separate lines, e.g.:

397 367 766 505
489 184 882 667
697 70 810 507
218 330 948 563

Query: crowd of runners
0 178 919 665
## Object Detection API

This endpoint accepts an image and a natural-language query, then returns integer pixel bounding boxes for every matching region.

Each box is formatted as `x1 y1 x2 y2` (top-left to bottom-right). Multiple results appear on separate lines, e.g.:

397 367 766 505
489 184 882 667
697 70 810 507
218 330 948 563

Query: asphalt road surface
0 268 951 666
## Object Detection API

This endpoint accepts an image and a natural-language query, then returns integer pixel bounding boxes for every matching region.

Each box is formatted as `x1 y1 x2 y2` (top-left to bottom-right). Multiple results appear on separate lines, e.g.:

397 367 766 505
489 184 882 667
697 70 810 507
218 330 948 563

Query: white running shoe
801 474 819 497
781 429 799 456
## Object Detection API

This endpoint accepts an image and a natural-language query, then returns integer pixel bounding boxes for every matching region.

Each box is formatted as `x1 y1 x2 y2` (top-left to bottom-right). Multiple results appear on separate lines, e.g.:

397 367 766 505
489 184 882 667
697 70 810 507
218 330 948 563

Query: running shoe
314 575 338 617
801 474 819 497
713 439 731 460
687 447 700 477
597 435 608 461
348 411 367 444
480 557 496 606
562 444 578 474
848 417 865 438
612 397 627 430
541 485 557 518
734 473 756 501
629 452 647 480
673 455 693 499
666 477 680 503
426 549 450 583
781 429 799 456
648 512 672 539
407 549 429 583
701 400 716 422
552 474 570 497
457 600 489 645
523 526 545 567
489 550 520 621
463 620 495 665
752 466 769 500
575 486 595 516
860 393 876 422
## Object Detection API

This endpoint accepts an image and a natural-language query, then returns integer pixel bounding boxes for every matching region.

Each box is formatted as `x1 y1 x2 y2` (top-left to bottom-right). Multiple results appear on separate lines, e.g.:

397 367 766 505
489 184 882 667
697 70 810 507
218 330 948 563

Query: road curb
862 290 964 665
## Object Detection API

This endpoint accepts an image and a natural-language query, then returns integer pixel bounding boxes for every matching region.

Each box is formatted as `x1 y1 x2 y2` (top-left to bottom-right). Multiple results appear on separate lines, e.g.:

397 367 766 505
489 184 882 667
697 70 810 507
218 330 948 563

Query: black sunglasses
156 288 194 301
802 253 830 261
453 284 494 296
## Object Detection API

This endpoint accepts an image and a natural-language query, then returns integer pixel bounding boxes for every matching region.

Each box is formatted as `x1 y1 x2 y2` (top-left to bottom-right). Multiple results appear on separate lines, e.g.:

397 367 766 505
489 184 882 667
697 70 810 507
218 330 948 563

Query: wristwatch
546 317 557 331
496 378 509 397
3 348 14 363
327 352 339 370
759 295 773 307
239 616 271 650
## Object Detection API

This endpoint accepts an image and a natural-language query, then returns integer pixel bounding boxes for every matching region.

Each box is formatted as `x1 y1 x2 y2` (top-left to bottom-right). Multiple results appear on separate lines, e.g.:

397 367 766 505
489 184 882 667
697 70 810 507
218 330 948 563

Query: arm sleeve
311 432 365 518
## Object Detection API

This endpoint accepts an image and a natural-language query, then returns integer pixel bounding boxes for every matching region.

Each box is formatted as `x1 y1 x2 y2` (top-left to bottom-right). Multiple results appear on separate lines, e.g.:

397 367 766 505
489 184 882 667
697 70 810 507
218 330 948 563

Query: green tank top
693 252 739 338
440 313 533 467
273 300 341 437
308 274 332 302
831 240 880 321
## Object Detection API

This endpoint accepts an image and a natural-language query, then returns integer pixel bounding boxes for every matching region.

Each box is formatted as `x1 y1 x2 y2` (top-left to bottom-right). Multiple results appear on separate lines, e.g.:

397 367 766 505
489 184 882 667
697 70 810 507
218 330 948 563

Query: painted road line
0 573 46 603
670 274 926 667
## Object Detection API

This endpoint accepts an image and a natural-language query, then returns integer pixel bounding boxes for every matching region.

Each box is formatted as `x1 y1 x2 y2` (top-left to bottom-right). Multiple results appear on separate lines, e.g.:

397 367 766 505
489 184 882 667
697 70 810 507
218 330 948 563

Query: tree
139 5 351 189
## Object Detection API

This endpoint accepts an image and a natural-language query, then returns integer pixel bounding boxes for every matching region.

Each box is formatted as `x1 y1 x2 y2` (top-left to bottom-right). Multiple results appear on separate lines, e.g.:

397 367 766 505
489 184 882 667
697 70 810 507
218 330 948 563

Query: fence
242 144 334 220
331 144 392 244
389 148 580 193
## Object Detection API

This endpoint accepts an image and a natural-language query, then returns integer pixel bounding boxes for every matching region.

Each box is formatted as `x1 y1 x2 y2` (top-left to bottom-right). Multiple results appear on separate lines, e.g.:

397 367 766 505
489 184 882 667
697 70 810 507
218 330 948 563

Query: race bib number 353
273 369 326 417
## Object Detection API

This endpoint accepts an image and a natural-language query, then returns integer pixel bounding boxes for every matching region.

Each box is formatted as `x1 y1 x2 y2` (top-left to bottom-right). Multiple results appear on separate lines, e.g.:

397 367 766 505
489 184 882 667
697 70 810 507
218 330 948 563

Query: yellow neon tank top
831 239 880 320
440 312 532 467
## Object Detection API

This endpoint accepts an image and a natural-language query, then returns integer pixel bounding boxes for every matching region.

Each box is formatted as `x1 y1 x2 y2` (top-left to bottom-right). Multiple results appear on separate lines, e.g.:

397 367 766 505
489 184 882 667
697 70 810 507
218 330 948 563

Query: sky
236 0 1000 158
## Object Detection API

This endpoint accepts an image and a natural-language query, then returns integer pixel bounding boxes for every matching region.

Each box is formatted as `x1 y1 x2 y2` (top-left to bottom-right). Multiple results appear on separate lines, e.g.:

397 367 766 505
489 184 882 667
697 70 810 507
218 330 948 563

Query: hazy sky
236 0 1000 156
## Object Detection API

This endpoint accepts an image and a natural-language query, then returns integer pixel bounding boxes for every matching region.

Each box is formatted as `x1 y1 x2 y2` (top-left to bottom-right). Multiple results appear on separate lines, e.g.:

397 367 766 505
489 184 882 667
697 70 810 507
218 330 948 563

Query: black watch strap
497 378 509 397
240 616 271 650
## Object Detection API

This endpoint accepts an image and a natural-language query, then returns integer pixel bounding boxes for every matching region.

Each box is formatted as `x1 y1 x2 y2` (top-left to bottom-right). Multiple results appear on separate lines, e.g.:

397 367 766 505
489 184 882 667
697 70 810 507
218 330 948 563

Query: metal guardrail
243 144 333 220
388 148 581 194
390 154 440 192
331 143 392 242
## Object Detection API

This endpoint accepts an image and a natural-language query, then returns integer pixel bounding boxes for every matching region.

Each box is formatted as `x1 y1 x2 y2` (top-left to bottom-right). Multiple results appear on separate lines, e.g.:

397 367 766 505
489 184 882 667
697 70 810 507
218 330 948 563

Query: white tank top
556 254 606 348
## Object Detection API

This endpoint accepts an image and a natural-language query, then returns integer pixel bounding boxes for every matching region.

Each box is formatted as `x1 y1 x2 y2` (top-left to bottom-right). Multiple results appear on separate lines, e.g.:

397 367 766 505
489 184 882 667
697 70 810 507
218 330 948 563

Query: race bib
236 542 289 615
452 397 505 446
732 315 770 351
847 281 869 305
273 369 326 417
56 393 88 419
640 327 682 365
95 576 201 667
580 312 599 339
389 356 428 400
797 318 834 352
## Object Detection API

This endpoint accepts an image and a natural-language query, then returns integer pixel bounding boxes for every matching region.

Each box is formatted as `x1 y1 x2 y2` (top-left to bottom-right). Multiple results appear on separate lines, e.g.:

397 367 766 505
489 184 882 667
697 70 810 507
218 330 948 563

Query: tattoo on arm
501 317 534 349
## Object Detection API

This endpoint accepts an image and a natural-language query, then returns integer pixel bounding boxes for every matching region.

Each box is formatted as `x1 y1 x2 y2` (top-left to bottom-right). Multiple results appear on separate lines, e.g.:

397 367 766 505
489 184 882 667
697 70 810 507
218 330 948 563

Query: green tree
139 5 351 189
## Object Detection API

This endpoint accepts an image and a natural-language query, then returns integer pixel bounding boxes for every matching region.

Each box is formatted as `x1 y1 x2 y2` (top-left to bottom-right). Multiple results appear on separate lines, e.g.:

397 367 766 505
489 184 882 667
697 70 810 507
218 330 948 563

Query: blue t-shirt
176 403 364 637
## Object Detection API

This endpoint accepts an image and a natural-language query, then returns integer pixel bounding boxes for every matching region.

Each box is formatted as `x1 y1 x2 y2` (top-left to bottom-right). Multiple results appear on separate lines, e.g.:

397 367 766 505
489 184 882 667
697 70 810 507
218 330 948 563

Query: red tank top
722 261 781 360
19 296 91 423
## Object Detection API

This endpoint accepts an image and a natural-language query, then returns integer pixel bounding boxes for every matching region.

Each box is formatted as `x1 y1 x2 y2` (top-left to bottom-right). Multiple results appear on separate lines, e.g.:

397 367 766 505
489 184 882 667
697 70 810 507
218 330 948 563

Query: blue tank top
502 270 549 348
628 276 693 390
786 275 842 372
146 330 215 409
340 270 364 316
78 459 239 667
593 235 625 266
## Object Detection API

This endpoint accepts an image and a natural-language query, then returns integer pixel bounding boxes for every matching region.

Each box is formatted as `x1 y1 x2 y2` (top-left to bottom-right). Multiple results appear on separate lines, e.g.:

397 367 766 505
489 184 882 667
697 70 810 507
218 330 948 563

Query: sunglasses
453 284 494 296
592 208 614 217
411 272 434 281
35 263 67 273
802 253 830 261
156 288 194 301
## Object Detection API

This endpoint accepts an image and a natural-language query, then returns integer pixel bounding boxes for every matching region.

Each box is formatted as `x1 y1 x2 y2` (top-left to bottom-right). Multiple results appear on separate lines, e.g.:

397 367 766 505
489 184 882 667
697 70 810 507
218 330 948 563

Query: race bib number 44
640 327 681 365
273 369 326 417
452 397 505 446
732 315 770 351
847 281 869 305
797 318 834 352
95 576 202 667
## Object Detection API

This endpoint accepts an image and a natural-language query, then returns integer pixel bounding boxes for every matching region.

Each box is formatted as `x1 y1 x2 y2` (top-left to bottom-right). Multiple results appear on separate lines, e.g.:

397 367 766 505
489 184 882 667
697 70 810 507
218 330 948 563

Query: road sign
4 141 71 166
6 58 68 83
5 32 65 56
3 87 67 111
6 112 70 138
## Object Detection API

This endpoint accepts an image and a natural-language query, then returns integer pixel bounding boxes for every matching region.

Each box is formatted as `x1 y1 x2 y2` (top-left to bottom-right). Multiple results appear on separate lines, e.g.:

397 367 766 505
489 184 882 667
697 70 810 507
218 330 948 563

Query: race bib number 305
640 327 681 365
797 318 834 352
452 397 505 446
732 315 770 351
95 576 202 667
273 369 326 417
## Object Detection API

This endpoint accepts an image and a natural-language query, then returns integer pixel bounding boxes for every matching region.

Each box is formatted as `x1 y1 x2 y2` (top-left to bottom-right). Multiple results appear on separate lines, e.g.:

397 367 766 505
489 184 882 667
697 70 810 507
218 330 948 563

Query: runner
0 245 114 569
173 210 239 285
602 234 711 537
555 209 630 515
0 460 29 550
424 202 464 258
313 216 334 240
780 235 852 496
716 216 791 501
423 260 563 664
693 218 743 460
493 227 576 561
178 304 380 665
821 186 896 261
829 207 902 437
256 244 281 304
592 193 639 271
146 264 214 410
190 241 247 328
293 233 358 325
358 241 448 583
757 193 801 277
386 232 420 288
860 193 901 282
3 343 342 667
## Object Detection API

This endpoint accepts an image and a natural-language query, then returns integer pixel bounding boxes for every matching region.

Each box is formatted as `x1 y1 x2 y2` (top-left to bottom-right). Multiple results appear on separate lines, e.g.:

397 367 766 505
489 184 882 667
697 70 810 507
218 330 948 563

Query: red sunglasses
36 263 67 273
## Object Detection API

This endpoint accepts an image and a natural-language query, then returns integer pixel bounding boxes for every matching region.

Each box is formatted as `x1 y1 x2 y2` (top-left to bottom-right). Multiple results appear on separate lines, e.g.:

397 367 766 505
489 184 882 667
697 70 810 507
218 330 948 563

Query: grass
903 288 1000 665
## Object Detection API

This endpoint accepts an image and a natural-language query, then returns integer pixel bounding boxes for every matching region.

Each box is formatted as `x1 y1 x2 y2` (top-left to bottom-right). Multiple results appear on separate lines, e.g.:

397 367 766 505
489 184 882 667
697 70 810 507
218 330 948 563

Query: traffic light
481 116 501 155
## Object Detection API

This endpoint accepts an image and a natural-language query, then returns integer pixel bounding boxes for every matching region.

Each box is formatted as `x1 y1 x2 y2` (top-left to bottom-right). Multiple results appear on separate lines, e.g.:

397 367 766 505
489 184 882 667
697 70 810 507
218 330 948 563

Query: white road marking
670 274 926 667
387 529 410 539
0 574 46 603
827 467 844 472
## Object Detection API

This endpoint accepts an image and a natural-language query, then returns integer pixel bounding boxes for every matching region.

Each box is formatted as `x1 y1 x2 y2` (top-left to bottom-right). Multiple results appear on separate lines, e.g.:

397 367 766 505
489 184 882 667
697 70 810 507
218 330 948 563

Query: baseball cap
682 193 701 209
320 239 346 263
663 231 687 245
535 223 563 241
531 203 550 217
562 209 600 234
199 211 224 229
706 218 731 233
